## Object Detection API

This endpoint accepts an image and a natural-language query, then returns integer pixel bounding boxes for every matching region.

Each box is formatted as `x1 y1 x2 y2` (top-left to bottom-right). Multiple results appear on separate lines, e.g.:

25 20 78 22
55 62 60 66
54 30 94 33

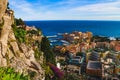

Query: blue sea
25 20 120 45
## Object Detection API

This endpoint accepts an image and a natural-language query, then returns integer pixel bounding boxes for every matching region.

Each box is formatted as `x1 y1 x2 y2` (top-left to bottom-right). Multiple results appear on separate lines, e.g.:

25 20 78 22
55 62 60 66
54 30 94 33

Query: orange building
110 41 120 51
115 44 120 51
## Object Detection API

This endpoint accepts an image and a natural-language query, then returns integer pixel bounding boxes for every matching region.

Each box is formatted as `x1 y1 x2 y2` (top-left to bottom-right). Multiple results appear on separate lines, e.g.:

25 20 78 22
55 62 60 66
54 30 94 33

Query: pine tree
41 37 56 64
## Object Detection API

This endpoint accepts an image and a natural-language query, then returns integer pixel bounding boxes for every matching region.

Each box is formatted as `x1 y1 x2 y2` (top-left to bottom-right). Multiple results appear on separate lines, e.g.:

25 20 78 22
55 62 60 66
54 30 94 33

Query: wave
47 35 57 38
109 37 116 40
57 33 63 35
50 40 58 42
60 40 70 44
50 43 53 46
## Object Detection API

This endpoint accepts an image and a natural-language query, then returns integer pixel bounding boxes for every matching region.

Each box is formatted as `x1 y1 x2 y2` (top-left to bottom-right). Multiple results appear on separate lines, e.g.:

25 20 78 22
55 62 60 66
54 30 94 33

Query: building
68 56 84 66
67 64 81 75
86 61 104 78
88 51 100 61
86 31 93 39
63 31 93 43
110 41 120 51
105 53 116 64
96 42 109 48
115 44 120 51
115 65 120 75
25 26 37 31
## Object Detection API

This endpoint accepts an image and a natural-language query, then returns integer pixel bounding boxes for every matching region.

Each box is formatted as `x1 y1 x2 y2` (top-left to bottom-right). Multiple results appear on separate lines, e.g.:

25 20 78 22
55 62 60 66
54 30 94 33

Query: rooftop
89 51 100 61
87 61 102 69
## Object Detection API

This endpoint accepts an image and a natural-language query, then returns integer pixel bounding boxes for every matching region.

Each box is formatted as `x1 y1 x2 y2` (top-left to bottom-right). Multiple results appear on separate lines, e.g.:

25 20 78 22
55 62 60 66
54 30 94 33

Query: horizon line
24 19 120 21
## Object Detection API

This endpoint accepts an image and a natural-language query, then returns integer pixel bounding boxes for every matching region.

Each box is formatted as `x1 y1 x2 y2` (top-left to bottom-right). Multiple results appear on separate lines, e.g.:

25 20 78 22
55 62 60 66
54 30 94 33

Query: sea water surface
25 20 120 45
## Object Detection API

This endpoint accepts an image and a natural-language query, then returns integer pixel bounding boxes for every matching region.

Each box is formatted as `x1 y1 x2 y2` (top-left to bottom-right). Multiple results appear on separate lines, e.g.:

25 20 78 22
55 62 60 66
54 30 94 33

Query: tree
15 18 25 26
41 37 56 64
76 52 84 56
7 2 10 9
65 73 80 80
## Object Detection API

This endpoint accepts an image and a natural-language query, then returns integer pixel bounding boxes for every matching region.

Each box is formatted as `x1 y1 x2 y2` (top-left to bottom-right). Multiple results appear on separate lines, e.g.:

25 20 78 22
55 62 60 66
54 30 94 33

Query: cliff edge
0 0 44 80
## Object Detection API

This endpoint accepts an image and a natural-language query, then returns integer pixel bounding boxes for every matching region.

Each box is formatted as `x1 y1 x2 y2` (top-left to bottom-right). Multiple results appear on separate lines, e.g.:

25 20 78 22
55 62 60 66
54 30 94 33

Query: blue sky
9 0 120 20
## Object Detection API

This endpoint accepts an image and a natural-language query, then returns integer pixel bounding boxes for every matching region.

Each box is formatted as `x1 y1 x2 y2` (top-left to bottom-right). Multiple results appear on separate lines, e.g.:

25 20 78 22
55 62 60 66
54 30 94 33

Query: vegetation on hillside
0 67 30 80
41 37 65 80
64 73 80 80
12 24 27 43
41 37 56 64
14 18 25 26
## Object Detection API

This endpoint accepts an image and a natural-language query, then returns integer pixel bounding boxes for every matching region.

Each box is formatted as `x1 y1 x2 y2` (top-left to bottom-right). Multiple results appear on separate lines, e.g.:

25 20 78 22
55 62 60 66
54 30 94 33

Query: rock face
0 0 7 20
0 0 44 80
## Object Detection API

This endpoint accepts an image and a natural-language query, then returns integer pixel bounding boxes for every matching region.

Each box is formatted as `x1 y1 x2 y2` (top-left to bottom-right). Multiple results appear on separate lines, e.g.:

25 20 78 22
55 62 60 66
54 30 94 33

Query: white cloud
71 1 120 14
9 0 120 20
9 0 36 19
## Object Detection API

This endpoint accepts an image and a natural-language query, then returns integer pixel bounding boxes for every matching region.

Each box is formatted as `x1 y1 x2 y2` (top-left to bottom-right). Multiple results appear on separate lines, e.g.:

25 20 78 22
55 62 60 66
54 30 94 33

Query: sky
9 0 120 21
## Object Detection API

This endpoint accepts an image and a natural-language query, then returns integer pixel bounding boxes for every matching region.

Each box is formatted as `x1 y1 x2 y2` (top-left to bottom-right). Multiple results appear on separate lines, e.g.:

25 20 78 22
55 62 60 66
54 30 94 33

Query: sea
25 20 120 45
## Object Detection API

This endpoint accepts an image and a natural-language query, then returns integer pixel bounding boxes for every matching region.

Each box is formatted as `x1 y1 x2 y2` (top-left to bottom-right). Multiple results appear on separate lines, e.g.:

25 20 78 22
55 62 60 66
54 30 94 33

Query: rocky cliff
0 0 44 80
0 0 7 20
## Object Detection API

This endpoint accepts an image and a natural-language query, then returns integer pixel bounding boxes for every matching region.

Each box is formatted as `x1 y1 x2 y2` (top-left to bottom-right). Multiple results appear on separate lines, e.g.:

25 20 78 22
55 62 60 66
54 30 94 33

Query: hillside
0 0 44 80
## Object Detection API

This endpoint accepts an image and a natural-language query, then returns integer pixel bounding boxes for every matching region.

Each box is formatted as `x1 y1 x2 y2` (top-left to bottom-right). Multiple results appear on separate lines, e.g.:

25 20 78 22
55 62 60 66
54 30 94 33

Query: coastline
47 32 119 46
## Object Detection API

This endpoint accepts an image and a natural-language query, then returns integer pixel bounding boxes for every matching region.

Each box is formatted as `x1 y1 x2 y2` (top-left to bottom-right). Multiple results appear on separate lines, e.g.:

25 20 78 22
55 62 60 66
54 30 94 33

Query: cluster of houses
56 31 120 55
56 50 120 80
25 26 38 31
55 31 120 80
86 51 120 80
63 31 92 43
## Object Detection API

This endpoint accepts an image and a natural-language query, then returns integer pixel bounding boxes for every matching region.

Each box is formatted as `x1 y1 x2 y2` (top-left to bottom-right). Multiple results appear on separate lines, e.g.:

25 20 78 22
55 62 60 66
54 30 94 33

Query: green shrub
41 64 54 80
64 73 80 80
14 18 25 26
12 24 27 43
34 48 42 60
27 30 38 34
0 67 30 80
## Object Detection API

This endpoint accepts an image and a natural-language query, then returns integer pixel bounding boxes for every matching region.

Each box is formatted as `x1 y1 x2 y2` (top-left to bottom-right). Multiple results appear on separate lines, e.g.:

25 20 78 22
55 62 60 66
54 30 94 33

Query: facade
25 26 37 31
86 61 104 77
88 51 100 61
110 41 120 51
96 42 109 48
115 65 120 75
63 31 93 43
115 44 120 51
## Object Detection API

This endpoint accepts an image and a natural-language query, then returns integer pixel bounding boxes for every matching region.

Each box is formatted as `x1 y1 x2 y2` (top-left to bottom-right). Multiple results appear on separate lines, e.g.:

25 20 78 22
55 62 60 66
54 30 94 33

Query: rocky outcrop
0 0 44 80
0 0 7 21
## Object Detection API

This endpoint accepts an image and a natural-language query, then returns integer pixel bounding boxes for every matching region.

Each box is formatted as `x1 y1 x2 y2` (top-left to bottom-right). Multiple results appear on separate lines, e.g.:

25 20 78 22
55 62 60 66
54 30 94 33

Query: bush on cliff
14 18 25 26
0 67 30 80
12 24 27 43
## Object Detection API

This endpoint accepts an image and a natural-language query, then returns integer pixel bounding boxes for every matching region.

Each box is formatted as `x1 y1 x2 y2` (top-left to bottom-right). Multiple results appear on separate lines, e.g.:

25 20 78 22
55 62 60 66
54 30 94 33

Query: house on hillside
86 61 104 79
